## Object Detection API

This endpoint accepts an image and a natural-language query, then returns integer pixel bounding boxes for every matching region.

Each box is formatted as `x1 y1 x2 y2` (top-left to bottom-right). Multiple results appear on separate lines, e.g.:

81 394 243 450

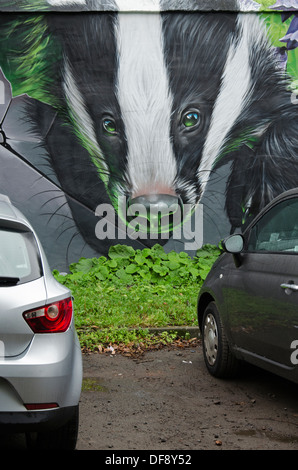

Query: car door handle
280 283 298 291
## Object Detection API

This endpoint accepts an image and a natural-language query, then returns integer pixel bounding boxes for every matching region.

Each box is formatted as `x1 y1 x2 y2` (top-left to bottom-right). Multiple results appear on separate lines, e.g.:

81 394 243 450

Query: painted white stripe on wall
115 12 177 197
198 14 267 196
48 0 86 5
237 0 260 11
116 0 161 11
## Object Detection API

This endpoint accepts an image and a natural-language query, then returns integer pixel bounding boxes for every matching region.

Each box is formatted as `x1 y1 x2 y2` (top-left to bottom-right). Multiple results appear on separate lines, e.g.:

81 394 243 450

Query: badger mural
0 0 297 270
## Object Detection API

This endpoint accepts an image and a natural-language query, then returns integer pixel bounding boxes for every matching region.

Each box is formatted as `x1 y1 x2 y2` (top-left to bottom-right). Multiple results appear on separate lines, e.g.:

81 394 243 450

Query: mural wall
0 0 297 270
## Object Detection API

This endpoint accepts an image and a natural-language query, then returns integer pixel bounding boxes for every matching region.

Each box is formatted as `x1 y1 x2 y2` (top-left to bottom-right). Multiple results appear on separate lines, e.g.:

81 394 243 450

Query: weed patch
54 244 221 351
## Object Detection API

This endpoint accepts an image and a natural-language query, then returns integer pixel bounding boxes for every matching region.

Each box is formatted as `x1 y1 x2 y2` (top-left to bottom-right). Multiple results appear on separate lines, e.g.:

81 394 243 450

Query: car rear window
0 228 42 284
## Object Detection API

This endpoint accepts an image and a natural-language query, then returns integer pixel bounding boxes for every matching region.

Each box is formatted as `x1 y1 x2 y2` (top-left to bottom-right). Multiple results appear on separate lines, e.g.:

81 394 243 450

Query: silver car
0 194 82 449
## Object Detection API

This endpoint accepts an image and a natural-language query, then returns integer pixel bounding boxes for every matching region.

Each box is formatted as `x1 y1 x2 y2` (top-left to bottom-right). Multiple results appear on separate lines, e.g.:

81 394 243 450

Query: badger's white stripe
47 0 86 6
198 14 268 196
115 0 161 11
63 58 109 185
237 0 260 12
115 12 177 197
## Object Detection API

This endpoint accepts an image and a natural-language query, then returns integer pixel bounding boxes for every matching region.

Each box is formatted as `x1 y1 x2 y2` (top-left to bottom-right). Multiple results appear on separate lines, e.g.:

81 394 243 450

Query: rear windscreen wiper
0 276 20 285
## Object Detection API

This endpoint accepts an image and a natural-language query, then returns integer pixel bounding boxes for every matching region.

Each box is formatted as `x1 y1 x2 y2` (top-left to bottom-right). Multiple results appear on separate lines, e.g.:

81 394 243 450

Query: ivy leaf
109 245 135 259
168 260 181 270
115 268 133 282
135 254 146 265
139 269 151 280
125 264 139 274
189 267 199 278
153 265 169 276
95 266 109 280
106 259 118 269
70 257 96 273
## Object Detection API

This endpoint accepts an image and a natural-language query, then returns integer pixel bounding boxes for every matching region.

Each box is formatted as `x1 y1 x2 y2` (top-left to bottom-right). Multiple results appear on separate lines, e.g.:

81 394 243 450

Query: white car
0 194 82 449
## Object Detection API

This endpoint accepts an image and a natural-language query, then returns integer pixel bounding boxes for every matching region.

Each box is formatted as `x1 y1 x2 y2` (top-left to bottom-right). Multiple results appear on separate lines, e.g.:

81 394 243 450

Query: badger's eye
103 117 117 135
181 109 200 129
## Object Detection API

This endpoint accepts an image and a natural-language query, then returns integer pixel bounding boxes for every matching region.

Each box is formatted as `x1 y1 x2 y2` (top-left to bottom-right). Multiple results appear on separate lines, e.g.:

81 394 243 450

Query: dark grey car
197 188 298 384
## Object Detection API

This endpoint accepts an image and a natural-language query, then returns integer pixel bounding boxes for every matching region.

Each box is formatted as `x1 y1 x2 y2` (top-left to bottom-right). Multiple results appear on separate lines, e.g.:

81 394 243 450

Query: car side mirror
222 234 244 253
222 234 244 267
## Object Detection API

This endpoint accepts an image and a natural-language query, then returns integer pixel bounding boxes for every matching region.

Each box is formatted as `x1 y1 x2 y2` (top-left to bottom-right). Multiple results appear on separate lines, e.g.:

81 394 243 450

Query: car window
0 228 42 283
247 197 298 253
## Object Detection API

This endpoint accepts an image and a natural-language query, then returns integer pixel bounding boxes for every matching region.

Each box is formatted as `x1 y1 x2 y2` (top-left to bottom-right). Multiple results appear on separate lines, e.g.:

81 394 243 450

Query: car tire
202 302 239 378
26 406 79 450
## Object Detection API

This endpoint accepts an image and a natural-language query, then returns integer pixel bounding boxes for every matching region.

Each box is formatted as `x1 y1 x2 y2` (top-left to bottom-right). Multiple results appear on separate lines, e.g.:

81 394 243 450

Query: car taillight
23 297 73 333
24 403 59 410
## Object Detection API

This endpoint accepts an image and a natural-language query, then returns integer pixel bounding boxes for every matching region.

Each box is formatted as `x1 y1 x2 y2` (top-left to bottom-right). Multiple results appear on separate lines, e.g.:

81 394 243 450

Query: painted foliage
0 0 297 270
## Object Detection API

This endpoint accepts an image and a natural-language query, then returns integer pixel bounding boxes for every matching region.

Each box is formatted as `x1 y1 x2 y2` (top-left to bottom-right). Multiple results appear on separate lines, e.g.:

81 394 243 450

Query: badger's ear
225 114 298 231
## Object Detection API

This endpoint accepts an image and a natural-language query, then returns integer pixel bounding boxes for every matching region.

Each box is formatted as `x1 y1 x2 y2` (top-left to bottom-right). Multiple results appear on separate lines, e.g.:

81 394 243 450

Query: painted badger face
45 8 298 245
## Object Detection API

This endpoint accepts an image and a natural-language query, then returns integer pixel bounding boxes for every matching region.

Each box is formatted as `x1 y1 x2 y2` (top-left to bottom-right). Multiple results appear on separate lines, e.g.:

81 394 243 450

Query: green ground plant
53 244 221 351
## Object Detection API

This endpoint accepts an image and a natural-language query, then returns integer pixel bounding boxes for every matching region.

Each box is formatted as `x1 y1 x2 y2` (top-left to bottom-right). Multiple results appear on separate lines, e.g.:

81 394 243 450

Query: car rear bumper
0 405 78 433
0 325 82 412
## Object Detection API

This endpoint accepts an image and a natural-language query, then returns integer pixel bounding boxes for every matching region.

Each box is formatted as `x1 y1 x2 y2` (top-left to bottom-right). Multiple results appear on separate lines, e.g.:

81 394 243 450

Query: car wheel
202 302 239 378
26 406 79 450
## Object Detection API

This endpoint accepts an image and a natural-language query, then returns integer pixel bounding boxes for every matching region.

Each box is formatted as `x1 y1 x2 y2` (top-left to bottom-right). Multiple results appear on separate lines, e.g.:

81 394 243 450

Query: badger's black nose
126 194 183 239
